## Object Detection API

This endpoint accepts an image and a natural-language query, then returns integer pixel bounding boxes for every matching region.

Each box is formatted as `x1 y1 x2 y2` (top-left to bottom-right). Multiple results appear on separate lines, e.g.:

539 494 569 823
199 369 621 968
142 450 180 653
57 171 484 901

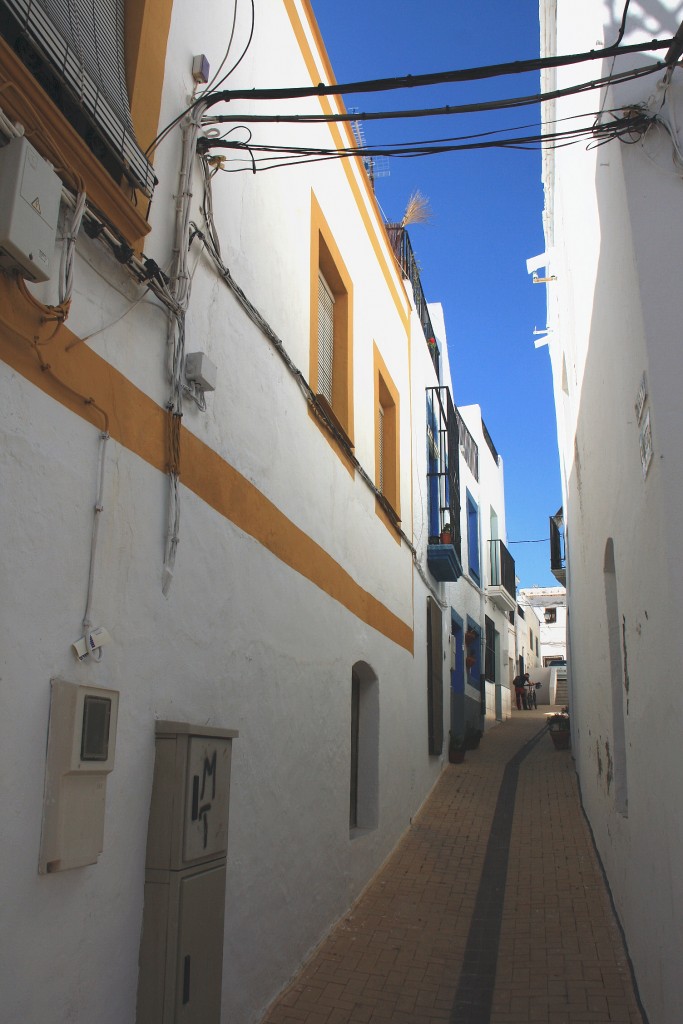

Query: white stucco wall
0 3 450 1022
540 2 683 1019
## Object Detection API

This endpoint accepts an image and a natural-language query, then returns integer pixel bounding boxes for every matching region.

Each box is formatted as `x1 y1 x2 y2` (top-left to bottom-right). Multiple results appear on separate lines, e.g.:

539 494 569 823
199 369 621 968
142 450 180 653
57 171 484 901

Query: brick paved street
260 710 643 1024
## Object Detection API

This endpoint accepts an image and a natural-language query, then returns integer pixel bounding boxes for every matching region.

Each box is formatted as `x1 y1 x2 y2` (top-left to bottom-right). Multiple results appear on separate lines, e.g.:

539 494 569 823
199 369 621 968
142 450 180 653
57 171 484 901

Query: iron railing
481 417 500 465
426 385 461 560
455 409 479 481
488 539 516 599
386 225 439 377
550 508 566 584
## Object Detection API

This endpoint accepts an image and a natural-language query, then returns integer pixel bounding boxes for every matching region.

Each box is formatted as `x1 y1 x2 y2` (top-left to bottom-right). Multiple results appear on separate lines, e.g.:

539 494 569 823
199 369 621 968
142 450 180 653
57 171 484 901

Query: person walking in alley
513 672 530 710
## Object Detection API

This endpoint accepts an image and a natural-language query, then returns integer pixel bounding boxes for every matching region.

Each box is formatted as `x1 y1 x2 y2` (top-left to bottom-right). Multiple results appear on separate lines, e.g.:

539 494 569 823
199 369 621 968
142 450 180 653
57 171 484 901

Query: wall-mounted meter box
0 136 61 282
39 679 119 874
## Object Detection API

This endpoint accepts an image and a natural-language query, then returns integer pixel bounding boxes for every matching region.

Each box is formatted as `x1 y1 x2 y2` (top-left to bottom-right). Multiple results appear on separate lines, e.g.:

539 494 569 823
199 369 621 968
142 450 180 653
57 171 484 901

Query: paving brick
260 711 644 1024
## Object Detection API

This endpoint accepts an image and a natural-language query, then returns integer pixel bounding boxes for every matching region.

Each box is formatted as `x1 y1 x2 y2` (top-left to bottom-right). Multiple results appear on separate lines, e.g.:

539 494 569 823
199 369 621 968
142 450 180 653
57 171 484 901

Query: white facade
0 2 523 1021
539 2 683 1020
450 401 516 731
518 586 567 665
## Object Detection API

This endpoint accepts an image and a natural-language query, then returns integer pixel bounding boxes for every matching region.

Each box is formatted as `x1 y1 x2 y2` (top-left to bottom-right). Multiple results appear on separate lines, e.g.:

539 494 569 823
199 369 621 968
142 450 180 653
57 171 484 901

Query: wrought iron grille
426 386 461 559
481 417 500 465
386 225 439 377
455 409 479 481
550 509 566 584
488 539 516 599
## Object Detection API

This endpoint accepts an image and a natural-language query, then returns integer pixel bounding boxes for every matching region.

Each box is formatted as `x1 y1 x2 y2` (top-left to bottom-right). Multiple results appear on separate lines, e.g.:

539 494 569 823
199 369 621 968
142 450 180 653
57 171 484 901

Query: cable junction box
0 136 62 282
185 351 217 392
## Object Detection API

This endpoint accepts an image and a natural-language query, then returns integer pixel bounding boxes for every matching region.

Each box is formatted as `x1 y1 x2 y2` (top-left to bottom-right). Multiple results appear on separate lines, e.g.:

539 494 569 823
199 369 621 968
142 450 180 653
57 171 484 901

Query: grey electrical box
137 721 238 1024
0 136 61 282
185 352 217 393
38 679 119 873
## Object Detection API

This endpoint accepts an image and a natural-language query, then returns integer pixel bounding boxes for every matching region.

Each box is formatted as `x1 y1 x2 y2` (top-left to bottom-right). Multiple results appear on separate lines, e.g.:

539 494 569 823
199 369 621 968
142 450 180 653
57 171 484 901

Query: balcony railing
455 409 479 481
487 539 516 612
481 417 500 465
386 225 439 377
426 386 462 582
550 508 566 585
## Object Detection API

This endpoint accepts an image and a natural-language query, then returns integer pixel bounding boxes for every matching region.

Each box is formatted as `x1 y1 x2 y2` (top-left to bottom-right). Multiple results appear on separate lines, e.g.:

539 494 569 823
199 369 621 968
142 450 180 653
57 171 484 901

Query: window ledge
314 393 354 451
0 37 151 245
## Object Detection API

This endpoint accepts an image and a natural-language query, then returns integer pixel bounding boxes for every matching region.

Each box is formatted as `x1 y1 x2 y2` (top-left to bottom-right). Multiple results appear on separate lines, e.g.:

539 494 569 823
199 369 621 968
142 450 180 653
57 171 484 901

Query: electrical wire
202 61 663 126
202 36 673 106
200 0 240 94
613 0 632 48
199 107 651 173
146 0 255 158
202 0 255 93
82 429 109 661
146 34 674 161
508 538 551 544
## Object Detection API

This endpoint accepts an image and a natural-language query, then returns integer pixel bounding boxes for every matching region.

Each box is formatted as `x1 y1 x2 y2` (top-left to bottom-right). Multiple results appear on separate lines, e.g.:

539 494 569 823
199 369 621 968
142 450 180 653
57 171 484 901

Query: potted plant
448 732 466 764
465 654 476 670
546 707 571 750
464 628 476 646
440 521 452 545
465 725 482 750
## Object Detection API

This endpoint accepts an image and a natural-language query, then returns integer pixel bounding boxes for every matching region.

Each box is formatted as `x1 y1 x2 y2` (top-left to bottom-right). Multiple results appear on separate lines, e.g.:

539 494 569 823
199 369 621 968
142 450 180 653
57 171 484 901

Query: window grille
0 0 156 196
317 272 334 405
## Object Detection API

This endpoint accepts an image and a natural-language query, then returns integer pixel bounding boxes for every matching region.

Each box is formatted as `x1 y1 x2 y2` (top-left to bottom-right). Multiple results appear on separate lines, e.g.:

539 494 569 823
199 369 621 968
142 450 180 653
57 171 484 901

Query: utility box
137 721 238 1024
0 136 61 282
38 679 119 874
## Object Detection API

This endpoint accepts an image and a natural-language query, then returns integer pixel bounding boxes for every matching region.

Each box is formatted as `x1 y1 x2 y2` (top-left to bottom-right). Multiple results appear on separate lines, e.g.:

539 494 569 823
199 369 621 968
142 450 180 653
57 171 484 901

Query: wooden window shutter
317 272 334 405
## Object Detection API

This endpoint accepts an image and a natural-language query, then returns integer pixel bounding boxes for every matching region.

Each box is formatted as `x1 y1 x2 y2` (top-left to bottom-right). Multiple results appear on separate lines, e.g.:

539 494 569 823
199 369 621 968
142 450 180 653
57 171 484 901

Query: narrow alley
261 711 643 1024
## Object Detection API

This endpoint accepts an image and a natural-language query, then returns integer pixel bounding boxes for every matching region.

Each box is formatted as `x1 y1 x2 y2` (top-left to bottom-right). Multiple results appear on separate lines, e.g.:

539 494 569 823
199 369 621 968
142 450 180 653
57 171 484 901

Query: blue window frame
427 395 440 540
466 490 480 582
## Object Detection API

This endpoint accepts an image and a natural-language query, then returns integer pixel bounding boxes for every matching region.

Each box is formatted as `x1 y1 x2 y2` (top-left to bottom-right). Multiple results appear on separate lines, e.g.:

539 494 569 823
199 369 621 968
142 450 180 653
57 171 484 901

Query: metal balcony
550 508 566 585
426 386 462 582
487 539 516 612
386 225 440 377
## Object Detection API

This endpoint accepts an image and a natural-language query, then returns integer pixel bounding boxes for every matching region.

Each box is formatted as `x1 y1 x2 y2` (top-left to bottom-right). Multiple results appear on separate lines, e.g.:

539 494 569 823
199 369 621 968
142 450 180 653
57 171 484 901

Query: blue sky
310 0 561 588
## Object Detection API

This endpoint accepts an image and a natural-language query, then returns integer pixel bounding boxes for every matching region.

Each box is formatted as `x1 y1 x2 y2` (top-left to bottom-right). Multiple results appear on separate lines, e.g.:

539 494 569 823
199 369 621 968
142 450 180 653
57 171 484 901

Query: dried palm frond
400 190 432 227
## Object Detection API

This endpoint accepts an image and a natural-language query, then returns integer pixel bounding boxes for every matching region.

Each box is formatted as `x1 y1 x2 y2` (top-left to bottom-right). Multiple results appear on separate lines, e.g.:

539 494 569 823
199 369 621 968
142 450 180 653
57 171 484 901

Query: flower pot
465 655 476 669
465 729 482 750
441 530 452 545
550 730 570 750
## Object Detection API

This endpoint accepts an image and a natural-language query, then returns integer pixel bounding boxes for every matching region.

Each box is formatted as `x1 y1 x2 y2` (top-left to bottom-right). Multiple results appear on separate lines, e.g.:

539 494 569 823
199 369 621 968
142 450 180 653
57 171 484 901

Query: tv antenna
349 109 390 191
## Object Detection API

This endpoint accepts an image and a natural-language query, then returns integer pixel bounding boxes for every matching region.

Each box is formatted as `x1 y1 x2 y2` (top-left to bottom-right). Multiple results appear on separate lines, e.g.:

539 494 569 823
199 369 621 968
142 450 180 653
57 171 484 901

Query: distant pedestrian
513 672 529 710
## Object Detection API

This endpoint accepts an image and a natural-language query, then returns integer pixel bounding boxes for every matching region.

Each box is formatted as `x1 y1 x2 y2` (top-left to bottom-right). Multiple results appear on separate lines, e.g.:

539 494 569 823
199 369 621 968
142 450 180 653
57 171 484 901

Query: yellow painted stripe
282 0 411 336
0 282 413 653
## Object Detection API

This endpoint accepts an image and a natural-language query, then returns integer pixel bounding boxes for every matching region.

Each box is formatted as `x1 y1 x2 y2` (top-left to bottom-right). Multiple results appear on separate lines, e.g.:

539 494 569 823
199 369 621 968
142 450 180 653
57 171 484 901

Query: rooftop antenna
349 109 390 191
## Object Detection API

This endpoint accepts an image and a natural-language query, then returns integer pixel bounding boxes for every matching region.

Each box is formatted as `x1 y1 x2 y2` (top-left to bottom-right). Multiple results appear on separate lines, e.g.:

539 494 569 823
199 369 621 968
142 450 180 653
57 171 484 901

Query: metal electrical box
137 721 238 1024
38 679 119 874
0 136 61 282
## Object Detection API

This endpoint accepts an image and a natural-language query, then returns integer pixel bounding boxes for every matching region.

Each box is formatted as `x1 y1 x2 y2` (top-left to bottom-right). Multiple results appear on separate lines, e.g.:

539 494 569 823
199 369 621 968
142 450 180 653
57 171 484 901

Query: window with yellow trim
310 195 354 450
374 347 400 521
0 0 171 240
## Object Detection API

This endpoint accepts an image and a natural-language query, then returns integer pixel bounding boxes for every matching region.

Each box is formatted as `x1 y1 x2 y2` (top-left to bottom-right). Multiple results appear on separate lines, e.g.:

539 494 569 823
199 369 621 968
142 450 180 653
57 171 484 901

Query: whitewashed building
537 1 683 1019
518 585 566 666
0 1 523 1021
